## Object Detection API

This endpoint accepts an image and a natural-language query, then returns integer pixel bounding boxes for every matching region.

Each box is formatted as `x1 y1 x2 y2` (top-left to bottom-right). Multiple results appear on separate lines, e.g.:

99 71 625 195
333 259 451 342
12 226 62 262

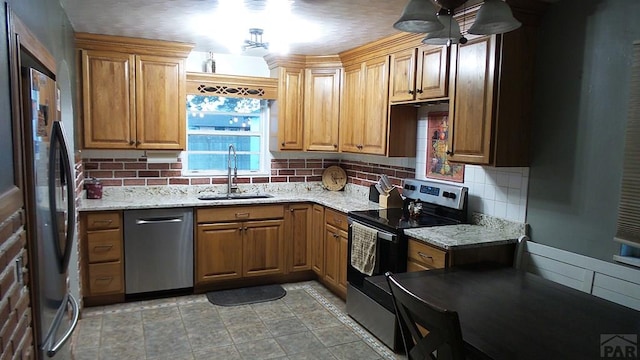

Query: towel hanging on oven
350 222 378 276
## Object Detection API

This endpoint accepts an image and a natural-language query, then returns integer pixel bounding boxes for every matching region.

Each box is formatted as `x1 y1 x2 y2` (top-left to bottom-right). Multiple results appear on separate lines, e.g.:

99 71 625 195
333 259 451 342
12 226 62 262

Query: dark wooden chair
386 271 466 360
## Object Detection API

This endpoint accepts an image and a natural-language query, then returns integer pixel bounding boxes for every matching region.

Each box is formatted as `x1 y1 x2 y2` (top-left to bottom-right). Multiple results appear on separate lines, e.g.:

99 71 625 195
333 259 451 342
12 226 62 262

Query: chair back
386 272 466 360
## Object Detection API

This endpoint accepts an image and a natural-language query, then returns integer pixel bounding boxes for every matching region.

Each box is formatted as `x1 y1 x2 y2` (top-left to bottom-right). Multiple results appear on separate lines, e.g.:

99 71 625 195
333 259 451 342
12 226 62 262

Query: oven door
346 218 407 289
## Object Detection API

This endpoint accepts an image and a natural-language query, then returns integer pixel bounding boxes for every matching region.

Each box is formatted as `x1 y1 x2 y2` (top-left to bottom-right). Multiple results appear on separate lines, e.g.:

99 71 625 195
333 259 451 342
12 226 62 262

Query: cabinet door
196 222 243 283
361 56 389 155
310 204 325 276
278 67 304 150
323 224 341 288
136 55 186 150
286 204 312 273
339 64 363 153
337 229 349 295
449 35 497 164
416 45 449 100
243 219 285 277
81 50 136 149
389 48 417 102
304 68 341 151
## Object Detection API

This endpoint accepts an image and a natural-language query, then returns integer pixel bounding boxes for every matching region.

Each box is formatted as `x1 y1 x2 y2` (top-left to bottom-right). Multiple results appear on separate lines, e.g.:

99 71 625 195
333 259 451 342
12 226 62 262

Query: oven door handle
377 230 396 242
349 222 396 242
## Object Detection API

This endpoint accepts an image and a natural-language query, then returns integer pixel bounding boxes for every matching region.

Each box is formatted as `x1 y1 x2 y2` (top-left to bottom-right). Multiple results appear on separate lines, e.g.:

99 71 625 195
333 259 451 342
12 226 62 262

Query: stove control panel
403 179 467 210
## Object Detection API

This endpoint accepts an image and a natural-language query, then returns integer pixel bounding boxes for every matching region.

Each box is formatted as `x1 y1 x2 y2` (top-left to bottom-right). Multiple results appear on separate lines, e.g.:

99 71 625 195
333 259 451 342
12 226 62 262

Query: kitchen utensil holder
379 187 403 208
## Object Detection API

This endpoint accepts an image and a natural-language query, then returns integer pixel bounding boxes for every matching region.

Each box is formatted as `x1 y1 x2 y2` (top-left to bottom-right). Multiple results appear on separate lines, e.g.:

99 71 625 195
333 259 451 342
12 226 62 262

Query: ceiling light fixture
243 28 269 52
394 0 522 45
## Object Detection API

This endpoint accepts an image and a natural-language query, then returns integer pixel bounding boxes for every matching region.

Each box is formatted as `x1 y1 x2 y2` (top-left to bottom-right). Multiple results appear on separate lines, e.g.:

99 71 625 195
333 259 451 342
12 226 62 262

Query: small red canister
85 178 103 199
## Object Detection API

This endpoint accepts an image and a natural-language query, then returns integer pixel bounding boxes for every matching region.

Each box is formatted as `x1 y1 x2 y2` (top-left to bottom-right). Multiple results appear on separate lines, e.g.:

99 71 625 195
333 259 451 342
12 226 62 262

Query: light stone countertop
79 182 528 251
404 224 522 251
78 182 381 214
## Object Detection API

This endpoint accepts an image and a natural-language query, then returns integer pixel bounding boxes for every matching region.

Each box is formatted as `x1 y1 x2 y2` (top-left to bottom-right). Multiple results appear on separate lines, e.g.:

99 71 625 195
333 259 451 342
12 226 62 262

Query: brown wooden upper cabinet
447 29 535 166
304 67 341 152
339 56 389 155
272 66 305 151
77 33 193 150
389 45 449 103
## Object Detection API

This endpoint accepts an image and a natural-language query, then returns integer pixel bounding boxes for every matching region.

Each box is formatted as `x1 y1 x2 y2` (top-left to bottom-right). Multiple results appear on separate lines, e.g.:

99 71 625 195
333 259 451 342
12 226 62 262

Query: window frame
182 96 270 176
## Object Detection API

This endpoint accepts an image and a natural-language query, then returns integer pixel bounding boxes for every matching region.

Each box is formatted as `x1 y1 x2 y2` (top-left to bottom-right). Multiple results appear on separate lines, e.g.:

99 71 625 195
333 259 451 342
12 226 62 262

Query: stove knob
442 191 457 199
404 184 416 191
449 193 457 200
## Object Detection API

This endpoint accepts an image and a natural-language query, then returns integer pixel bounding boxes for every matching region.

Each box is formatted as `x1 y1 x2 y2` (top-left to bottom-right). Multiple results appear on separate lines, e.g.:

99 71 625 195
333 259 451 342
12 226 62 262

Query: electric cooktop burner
348 208 459 230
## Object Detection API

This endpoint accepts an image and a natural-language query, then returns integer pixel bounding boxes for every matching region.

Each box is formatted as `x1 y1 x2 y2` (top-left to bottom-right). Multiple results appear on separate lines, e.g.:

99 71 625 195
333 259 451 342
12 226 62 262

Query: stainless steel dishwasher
124 208 193 294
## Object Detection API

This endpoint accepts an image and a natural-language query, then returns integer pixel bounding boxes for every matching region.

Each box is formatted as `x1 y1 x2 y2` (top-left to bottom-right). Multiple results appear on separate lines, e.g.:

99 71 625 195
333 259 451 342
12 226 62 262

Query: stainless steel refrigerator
22 67 79 359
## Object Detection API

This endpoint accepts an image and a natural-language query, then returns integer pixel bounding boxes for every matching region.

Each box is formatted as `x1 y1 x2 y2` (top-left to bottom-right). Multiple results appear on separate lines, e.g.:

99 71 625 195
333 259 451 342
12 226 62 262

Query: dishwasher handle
135 217 183 225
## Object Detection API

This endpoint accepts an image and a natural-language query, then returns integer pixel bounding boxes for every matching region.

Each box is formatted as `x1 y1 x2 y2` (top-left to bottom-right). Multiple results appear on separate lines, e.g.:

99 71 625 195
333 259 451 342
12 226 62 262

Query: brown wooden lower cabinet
322 208 349 299
195 205 286 287
310 204 325 276
81 211 125 306
407 238 516 272
285 204 313 273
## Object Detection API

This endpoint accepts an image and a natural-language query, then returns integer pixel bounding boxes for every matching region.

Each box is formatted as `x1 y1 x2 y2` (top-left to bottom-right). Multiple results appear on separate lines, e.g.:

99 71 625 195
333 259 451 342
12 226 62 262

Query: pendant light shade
394 0 444 34
422 11 462 45
468 0 522 35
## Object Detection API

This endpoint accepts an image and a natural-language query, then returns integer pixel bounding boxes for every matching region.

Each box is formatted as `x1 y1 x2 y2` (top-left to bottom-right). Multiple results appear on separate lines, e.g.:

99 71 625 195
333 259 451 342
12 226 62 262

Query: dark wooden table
392 265 640 360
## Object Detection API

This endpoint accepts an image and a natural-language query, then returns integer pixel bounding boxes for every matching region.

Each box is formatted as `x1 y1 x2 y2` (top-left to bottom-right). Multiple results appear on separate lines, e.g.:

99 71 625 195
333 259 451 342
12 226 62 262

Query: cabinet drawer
87 262 123 295
407 259 431 272
325 208 348 231
408 239 447 269
87 230 122 263
197 205 284 223
85 212 121 230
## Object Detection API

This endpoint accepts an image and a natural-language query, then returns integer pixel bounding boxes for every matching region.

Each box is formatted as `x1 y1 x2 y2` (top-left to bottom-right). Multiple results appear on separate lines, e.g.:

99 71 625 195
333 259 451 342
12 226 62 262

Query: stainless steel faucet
227 144 238 195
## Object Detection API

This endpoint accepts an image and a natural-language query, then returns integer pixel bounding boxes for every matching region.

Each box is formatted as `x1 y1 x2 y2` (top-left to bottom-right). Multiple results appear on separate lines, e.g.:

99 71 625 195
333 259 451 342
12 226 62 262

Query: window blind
615 41 640 247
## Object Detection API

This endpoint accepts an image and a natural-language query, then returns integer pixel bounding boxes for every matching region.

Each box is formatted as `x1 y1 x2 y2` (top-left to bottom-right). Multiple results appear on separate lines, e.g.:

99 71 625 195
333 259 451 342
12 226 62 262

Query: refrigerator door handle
43 294 79 357
48 121 76 273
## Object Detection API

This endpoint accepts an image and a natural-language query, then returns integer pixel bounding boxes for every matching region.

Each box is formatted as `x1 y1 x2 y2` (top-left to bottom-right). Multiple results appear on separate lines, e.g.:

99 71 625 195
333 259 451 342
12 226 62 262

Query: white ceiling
59 0 409 56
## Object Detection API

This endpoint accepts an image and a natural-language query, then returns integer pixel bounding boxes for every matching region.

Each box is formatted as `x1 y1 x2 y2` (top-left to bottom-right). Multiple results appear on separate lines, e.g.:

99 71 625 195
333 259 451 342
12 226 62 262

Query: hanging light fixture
243 28 269 51
468 0 521 35
393 0 444 33
422 8 465 46
394 0 522 39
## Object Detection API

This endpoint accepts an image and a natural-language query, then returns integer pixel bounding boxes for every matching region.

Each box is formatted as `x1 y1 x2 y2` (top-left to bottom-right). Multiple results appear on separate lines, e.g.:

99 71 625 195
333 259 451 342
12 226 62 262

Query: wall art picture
426 111 465 183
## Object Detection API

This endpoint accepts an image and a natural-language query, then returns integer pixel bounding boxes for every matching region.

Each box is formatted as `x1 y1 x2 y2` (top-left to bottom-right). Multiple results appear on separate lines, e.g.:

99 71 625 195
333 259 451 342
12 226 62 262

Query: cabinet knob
136 140 141 146
333 144 338 148
408 90 414 95
290 208 294 212
129 140 135 145
417 89 424 94
281 142 285 147
446 150 454 156
243 227 248 231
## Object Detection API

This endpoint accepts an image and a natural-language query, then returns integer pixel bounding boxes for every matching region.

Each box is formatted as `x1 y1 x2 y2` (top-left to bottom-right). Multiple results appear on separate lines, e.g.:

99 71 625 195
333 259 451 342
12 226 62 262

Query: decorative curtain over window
615 41 640 247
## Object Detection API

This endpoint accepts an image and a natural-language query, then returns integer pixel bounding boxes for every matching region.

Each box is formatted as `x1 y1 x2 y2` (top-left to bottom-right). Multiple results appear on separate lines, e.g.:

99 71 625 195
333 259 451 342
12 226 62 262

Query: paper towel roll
145 151 180 163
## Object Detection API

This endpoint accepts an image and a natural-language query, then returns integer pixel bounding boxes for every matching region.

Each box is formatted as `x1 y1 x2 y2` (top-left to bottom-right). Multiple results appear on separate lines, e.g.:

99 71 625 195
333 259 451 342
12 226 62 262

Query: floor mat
206 284 286 306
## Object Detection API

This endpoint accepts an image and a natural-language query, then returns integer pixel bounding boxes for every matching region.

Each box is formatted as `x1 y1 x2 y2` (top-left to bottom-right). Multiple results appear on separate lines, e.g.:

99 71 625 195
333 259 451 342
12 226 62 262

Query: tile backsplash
415 110 529 223
81 151 415 190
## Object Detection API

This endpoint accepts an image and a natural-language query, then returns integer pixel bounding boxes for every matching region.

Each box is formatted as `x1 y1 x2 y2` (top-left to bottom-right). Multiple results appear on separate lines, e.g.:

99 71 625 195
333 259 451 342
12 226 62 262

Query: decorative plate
322 166 347 191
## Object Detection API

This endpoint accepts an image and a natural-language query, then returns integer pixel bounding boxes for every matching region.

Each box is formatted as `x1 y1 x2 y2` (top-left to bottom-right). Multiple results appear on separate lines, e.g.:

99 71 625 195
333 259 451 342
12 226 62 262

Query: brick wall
82 157 416 188
0 210 33 360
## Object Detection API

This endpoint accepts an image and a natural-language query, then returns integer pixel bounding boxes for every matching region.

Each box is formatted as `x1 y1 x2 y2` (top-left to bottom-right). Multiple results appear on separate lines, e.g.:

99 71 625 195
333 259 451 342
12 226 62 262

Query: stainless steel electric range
346 178 468 352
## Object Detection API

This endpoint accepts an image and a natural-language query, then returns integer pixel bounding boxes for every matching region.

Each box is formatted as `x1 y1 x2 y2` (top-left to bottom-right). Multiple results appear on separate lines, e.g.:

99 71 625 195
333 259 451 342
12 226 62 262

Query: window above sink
183 95 269 177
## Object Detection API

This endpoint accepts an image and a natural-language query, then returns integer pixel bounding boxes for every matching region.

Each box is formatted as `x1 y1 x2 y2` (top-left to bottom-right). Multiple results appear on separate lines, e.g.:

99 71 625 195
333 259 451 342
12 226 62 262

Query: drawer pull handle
95 277 113 282
418 252 433 260
93 245 113 252
93 219 113 225
235 213 250 218
334 218 342 223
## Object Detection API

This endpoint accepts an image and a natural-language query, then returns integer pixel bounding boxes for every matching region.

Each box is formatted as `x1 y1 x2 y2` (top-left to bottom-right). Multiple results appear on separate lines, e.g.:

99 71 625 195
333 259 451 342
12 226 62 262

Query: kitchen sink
197 193 273 201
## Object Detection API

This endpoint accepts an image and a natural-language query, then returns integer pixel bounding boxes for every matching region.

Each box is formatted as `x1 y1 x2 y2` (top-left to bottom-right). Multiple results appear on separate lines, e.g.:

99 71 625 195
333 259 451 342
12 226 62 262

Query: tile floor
71 281 405 360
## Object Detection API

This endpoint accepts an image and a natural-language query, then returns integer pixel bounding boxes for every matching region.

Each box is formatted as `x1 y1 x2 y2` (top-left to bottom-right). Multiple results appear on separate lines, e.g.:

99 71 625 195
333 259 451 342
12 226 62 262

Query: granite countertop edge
78 190 380 214
79 185 527 251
